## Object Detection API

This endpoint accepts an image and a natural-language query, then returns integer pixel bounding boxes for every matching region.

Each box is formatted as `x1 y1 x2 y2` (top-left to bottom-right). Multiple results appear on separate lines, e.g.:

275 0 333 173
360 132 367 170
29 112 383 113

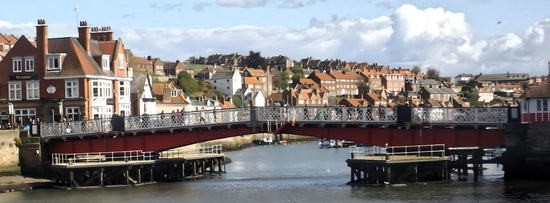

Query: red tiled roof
243 77 263 85
246 68 265 77
134 56 152 65
44 38 108 78
522 82 550 98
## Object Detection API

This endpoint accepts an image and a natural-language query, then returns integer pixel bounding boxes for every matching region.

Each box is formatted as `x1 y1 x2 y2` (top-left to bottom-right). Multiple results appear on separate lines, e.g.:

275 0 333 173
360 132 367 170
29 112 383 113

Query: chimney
36 19 48 74
90 26 113 41
78 21 90 54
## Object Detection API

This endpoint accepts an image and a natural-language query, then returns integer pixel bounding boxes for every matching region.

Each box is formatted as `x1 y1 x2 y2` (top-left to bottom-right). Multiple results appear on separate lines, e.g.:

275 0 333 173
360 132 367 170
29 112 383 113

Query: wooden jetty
49 145 225 189
346 144 450 185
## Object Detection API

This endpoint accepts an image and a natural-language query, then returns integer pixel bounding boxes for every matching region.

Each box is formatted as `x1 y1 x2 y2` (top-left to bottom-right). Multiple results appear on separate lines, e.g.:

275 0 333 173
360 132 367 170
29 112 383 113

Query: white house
130 72 157 115
521 82 550 123
210 69 242 95
474 87 494 103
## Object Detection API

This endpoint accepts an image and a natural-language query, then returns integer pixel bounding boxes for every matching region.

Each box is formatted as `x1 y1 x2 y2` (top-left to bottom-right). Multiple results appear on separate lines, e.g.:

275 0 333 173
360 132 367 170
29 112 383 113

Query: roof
134 56 152 65
331 71 362 80
455 73 474 78
423 87 456 94
243 77 263 85
522 82 550 98
310 72 335 81
44 37 109 78
475 73 529 82
211 71 234 80
245 68 265 77
131 72 150 94
151 83 190 104
341 98 369 107
268 93 284 102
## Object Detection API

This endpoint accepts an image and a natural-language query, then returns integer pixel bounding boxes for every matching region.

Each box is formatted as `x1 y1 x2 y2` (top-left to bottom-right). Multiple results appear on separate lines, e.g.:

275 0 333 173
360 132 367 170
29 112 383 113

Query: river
1 141 550 202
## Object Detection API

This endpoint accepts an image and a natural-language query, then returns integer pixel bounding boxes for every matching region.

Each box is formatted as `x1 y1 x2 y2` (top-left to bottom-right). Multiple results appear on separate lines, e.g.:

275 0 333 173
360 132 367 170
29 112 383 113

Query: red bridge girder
47 123 506 154
48 127 258 154
275 124 505 147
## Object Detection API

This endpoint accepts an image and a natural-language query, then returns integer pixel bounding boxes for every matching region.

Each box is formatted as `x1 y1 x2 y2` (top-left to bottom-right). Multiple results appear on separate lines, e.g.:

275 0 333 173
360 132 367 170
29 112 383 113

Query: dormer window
102 55 110 70
171 89 178 97
47 53 66 71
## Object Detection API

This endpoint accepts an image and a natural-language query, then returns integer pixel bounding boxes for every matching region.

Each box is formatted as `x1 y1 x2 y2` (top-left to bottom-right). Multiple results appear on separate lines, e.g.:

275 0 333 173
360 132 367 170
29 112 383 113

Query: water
2 142 550 202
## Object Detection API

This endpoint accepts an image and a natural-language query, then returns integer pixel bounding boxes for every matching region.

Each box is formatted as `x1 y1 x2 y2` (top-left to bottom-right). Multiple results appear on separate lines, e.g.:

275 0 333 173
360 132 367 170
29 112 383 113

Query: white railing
158 144 224 159
40 107 508 139
411 107 507 124
51 150 155 166
349 144 446 159
256 107 397 123
41 119 111 139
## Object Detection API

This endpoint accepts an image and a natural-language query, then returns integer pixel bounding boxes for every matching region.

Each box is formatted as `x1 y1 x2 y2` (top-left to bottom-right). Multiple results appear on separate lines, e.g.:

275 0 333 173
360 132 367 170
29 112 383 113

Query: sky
1 0 550 77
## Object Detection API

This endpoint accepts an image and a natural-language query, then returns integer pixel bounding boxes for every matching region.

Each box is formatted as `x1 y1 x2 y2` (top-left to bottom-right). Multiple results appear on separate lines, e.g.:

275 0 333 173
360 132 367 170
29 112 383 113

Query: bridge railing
41 119 112 139
123 108 250 132
51 150 154 166
255 106 397 123
349 144 446 159
158 144 224 159
411 107 508 125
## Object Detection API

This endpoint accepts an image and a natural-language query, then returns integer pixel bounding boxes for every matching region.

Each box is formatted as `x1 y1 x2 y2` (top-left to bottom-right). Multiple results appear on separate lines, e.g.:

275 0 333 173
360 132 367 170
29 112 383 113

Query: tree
246 51 266 69
426 67 440 80
279 71 290 90
412 65 421 74
232 96 242 107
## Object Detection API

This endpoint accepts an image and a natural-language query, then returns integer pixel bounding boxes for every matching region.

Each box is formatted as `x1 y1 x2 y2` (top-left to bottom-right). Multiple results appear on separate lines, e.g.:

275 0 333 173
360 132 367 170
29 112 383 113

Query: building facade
0 20 131 126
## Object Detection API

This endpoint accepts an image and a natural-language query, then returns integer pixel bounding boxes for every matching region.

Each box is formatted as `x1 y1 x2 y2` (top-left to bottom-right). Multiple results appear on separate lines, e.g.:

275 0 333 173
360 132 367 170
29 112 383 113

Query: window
65 80 79 98
171 89 178 97
66 107 80 121
26 81 39 100
119 104 130 116
47 54 65 71
537 99 542 111
102 55 110 70
9 82 21 100
118 54 124 70
12 57 22 72
92 106 113 119
25 57 34 72
92 80 112 98
14 108 35 126
544 99 548 111
119 81 129 98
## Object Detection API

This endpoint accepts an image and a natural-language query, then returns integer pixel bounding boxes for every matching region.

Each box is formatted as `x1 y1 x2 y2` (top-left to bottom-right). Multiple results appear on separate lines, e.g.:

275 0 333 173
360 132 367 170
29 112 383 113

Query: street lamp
8 102 13 129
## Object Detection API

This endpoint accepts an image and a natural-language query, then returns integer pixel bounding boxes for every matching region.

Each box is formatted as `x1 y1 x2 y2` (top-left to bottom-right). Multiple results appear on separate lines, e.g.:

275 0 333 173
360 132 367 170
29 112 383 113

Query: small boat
253 137 286 145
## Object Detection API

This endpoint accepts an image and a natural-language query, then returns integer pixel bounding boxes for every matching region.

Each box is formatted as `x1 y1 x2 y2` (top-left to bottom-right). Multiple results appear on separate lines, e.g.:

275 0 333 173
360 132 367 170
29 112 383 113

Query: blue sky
1 0 550 77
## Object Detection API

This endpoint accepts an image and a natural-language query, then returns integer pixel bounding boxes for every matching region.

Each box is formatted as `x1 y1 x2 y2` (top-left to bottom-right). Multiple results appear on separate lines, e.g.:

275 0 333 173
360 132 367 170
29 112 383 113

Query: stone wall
0 130 19 168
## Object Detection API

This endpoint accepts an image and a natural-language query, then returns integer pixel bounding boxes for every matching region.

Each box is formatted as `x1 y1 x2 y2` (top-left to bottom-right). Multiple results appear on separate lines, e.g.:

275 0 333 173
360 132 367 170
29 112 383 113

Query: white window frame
119 81 129 98
171 89 178 97
92 80 112 98
25 57 34 72
26 81 40 100
118 54 124 70
12 57 22 72
102 55 110 70
65 80 79 98
119 104 130 116
9 81 22 101
66 107 80 121
14 108 36 126
47 53 65 71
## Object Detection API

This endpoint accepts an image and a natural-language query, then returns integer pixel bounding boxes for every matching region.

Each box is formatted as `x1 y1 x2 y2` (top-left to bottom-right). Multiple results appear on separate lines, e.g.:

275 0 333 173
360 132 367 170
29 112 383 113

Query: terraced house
0 19 131 126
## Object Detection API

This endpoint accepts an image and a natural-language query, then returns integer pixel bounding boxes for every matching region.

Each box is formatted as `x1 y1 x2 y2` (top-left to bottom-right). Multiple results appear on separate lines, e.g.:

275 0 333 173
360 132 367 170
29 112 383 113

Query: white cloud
3 5 550 77
216 0 267 8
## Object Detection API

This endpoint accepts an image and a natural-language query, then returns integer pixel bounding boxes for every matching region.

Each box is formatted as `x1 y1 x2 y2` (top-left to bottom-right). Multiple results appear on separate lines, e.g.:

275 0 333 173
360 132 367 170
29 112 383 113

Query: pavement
0 176 53 192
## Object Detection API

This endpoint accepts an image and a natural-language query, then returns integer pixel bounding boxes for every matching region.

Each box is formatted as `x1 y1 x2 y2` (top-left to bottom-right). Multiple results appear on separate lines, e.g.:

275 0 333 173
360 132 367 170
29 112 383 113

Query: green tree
279 71 290 90
232 96 242 107
412 65 421 74
247 51 266 69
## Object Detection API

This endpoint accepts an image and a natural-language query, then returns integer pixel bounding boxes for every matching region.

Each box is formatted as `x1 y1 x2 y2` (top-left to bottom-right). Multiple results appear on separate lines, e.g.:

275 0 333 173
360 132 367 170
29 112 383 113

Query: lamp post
8 102 13 129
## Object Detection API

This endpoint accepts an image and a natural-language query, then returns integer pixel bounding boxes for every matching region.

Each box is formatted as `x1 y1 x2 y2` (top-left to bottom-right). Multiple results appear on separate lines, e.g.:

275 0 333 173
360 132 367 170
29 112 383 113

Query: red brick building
0 19 130 126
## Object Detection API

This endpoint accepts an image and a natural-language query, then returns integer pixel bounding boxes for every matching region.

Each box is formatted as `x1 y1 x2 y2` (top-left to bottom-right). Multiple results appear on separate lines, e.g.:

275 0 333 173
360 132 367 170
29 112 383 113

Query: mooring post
138 168 142 184
182 162 186 178
385 166 391 184
100 168 104 186
193 161 197 176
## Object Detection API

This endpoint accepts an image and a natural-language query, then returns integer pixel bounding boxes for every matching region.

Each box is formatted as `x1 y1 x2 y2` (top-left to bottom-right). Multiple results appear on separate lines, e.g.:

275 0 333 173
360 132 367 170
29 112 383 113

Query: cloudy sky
1 0 550 77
